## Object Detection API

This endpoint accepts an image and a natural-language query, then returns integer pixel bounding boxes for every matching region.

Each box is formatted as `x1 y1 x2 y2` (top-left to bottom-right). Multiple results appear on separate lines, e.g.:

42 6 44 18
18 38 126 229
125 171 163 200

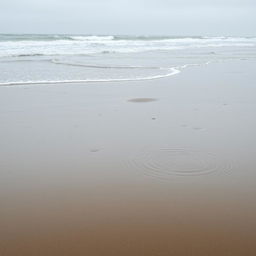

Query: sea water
0 35 255 86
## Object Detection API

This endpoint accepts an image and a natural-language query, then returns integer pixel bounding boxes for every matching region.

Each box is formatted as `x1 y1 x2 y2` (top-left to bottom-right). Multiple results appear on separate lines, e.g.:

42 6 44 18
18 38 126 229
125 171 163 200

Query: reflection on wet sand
1 186 256 256
1 60 256 255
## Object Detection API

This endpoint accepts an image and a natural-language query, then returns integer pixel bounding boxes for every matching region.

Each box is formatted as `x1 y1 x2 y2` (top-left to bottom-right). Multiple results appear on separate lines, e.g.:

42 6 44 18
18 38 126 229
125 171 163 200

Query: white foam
0 67 180 86
0 36 255 57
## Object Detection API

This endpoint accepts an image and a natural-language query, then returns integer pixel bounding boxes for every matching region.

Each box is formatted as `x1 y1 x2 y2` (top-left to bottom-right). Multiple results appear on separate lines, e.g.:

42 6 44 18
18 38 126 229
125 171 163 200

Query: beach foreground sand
0 60 256 255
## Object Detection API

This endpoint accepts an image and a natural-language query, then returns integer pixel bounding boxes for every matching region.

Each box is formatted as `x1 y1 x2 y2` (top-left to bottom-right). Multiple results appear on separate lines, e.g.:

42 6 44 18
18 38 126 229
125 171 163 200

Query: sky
0 0 255 36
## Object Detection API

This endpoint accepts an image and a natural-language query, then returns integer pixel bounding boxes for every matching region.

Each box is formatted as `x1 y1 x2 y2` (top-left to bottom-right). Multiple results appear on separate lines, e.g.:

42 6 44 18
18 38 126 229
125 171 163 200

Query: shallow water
0 34 256 85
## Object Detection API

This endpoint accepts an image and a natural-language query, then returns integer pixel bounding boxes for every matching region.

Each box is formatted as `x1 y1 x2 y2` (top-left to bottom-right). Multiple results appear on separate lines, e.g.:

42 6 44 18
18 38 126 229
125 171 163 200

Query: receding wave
51 59 161 69
0 60 219 86
0 67 180 86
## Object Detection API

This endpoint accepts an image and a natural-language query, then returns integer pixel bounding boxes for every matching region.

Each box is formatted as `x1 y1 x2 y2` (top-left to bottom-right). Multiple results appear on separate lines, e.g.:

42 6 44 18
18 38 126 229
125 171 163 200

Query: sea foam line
0 60 215 87
0 67 180 86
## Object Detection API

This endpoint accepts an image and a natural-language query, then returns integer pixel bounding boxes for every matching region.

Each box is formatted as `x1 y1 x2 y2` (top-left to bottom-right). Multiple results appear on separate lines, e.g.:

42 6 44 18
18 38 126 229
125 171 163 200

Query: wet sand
128 98 157 103
0 60 256 255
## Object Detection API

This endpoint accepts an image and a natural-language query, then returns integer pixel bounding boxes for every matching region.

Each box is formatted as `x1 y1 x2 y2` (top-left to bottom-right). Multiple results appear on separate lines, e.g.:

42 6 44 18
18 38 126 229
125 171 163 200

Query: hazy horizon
1 0 255 36
0 34 255 38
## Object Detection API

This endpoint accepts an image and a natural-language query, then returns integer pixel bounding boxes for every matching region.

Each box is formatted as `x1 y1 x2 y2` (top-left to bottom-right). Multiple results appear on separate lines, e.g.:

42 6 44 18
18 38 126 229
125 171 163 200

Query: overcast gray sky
0 0 255 35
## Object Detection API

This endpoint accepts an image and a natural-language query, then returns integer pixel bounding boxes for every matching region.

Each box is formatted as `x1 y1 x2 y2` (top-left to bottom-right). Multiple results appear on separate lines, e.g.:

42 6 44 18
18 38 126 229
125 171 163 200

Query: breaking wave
0 35 255 58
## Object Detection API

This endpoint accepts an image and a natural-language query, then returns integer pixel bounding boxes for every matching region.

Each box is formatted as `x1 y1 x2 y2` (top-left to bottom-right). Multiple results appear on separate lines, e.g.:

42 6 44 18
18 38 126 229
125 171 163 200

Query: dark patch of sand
128 98 157 103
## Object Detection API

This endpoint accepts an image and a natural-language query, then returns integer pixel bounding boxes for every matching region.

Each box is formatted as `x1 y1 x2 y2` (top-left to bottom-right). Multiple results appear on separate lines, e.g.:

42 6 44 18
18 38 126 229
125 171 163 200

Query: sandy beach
0 58 256 255
0 60 256 256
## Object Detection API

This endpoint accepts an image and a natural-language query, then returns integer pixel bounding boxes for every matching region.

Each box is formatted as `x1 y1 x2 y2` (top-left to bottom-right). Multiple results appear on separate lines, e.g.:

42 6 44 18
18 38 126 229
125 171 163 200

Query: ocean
0 34 255 86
